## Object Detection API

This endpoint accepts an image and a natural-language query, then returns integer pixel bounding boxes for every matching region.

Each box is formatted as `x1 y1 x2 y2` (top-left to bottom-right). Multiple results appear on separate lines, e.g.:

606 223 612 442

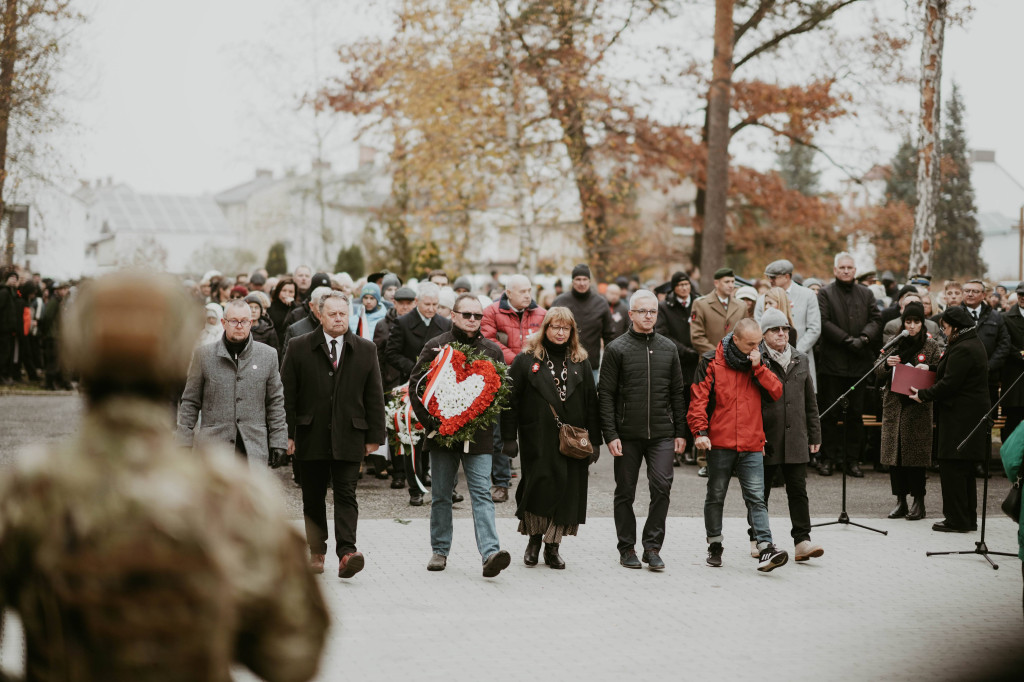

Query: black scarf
570 287 590 300
722 333 752 372
542 337 568 363
452 326 479 344
895 328 927 365
223 334 249 359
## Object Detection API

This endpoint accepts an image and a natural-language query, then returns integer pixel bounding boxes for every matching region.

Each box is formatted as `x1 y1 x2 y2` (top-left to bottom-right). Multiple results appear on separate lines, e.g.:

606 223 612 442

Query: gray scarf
765 343 792 371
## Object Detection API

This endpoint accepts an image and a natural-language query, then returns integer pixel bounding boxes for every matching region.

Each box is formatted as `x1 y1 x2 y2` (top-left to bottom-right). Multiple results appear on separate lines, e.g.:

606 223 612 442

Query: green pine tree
933 83 985 279
885 136 918 207
265 241 288 276
334 244 365 278
776 140 820 196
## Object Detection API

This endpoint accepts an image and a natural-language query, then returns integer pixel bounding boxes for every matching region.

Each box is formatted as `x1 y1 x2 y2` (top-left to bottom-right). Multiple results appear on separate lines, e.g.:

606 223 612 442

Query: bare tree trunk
496 0 535 274
699 0 734 293
0 0 19 267
908 0 946 279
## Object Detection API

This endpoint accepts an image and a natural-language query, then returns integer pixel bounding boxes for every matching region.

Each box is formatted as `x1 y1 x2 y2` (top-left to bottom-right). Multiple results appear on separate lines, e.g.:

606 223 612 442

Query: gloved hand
501 439 519 459
269 448 291 469
589 448 600 465
844 335 866 352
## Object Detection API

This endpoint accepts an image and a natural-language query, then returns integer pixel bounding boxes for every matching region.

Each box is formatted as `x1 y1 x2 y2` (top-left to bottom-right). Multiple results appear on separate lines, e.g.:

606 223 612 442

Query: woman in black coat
245 293 279 354
269 277 297 347
911 306 990 533
501 307 602 569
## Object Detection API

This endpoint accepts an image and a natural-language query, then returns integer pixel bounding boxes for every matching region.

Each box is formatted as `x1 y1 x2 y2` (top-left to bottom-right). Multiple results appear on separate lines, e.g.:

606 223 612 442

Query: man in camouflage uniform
0 272 329 681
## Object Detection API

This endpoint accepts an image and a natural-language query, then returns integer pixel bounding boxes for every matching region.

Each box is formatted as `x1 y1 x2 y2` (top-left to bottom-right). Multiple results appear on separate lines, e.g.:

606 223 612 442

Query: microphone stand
925 359 1022 569
811 343 901 536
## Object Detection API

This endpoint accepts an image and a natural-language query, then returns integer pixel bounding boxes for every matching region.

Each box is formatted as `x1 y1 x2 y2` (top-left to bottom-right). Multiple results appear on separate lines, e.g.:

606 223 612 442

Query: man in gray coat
746 308 824 563
177 299 289 469
754 259 821 388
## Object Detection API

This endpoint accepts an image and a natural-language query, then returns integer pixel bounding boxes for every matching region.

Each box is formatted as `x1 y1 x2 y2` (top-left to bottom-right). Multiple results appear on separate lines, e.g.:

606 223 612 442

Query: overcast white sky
62 0 1024 198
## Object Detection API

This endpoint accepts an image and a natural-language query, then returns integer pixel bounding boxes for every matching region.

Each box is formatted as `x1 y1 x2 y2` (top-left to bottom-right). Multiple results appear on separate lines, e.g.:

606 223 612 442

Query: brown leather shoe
491 486 509 503
338 551 365 578
310 553 326 574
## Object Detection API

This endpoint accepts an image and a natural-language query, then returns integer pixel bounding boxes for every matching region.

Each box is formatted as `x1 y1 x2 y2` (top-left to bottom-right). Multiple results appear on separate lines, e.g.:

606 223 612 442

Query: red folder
891 363 936 396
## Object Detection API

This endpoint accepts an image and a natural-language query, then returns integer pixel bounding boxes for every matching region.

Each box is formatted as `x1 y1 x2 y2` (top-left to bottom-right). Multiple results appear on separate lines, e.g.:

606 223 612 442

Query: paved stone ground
2 393 1023 680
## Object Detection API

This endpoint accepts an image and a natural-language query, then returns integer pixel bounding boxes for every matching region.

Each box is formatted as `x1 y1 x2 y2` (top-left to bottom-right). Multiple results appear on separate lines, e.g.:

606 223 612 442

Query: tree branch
734 0 863 71
734 0 777 45
745 120 864 183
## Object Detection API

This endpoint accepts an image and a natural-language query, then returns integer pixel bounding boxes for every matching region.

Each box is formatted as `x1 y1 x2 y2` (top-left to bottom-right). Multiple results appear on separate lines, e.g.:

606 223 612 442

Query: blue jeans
704 449 773 547
491 421 511 488
430 449 501 562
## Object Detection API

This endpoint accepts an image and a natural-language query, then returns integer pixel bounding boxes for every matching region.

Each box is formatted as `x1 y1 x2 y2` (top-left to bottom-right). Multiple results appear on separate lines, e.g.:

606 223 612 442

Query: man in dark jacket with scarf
409 294 512 578
599 290 688 571
1000 282 1024 441
689 317 788 572
0 269 19 384
816 252 881 477
656 271 700 464
553 264 615 380
748 308 823 563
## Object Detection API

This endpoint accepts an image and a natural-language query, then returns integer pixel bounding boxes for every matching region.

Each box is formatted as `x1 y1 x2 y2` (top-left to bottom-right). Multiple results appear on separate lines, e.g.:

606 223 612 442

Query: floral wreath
416 341 510 449
384 383 424 449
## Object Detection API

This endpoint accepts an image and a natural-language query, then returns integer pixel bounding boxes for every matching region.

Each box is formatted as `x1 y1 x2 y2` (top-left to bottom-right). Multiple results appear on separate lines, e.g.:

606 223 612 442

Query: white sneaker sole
795 547 824 562
757 552 789 572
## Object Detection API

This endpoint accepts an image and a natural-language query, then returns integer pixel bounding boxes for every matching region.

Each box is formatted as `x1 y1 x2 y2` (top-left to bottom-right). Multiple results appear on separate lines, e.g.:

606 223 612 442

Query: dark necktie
330 339 338 368
971 309 979 322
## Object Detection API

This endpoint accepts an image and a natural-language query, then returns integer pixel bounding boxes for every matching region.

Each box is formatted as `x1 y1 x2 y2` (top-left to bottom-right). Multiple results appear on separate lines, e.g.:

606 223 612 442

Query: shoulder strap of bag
548 403 566 428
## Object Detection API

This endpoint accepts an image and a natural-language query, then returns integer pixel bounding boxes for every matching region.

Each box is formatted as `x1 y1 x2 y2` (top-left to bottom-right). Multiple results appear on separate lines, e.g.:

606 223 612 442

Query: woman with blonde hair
501 307 602 569
763 286 798 346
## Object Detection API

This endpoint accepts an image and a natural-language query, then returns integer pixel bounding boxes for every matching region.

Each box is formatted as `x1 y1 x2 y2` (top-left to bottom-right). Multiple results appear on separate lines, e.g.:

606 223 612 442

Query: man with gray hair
815 251 881 477
599 290 688 571
282 286 332 353
281 290 386 578
754 259 821 387
177 299 289 470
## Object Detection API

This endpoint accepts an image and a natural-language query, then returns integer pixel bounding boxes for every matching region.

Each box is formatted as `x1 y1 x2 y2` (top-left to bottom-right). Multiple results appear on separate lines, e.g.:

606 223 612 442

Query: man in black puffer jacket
599 290 688 572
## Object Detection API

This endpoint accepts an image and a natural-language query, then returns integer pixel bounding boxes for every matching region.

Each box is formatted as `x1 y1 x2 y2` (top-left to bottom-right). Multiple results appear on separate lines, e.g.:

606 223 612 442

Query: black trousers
818 373 866 467
0 333 14 379
754 463 812 544
939 459 977 530
299 458 361 558
405 443 429 494
613 438 675 553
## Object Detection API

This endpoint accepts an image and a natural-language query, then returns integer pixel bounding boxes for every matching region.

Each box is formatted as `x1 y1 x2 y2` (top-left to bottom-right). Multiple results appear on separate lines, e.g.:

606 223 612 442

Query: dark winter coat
962 302 1011 376
0 284 18 334
268 299 293 346
656 295 699 384
1000 305 1024 408
874 336 942 467
688 338 784 453
283 302 311 332
552 289 615 369
607 299 630 339
817 280 882 377
502 349 601 527
385 310 452 383
597 327 688 443
251 316 279 354
280 329 387 462
281 317 319 359
759 343 820 466
408 328 504 455
372 307 403 390
917 328 991 461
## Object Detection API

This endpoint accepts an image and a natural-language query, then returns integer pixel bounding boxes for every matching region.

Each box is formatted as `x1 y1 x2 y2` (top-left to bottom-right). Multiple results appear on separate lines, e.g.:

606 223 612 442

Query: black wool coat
817 280 882 377
656 296 699 384
552 289 615 369
917 328 991 461
502 351 601 527
385 311 452 384
1001 305 1024 408
962 302 1011 376
281 329 387 462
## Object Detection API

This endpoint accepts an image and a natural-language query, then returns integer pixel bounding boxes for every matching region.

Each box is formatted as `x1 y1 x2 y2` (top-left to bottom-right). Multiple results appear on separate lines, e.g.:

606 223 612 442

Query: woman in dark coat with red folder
501 307 602 569
875 302 942 521
910 305 991 533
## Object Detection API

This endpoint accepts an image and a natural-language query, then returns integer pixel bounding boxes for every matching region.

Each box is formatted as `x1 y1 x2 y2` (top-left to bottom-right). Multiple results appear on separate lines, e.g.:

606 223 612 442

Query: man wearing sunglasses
177 299 288 470
409 294 512 577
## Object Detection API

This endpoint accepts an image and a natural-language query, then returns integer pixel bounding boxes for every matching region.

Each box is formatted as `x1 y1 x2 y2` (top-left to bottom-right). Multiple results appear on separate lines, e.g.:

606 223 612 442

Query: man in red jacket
688 317 789 572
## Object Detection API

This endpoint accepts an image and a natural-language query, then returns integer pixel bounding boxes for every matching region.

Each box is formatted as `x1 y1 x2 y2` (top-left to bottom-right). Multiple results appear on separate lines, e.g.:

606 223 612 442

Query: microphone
881 329 910 353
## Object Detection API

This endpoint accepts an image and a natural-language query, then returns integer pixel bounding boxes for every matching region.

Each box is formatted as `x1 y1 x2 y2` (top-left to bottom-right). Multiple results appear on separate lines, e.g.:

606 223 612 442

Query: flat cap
764 260 794 277
394 286 417 301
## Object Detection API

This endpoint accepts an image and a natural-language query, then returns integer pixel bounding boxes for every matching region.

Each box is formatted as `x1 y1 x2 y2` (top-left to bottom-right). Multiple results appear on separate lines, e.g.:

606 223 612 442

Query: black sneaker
619 550 642 569
706 542 723 567
641 549 665 570
756 544 789 572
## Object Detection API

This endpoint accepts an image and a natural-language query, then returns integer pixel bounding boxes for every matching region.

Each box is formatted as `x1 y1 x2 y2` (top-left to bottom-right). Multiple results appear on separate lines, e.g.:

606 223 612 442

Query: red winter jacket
481 294 547 364
687 337 783 452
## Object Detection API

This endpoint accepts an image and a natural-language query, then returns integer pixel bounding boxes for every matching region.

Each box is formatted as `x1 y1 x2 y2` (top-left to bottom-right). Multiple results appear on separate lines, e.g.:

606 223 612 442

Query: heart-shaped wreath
419 342 510 448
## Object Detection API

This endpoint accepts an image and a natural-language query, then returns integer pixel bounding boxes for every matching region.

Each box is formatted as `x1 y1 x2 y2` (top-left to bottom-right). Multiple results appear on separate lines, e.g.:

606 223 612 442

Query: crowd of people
2 252 1023 578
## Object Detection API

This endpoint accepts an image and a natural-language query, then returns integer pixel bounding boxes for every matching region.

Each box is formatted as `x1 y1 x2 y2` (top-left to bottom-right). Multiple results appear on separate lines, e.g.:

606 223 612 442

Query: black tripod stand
925 369 1021 569
812 347 896 536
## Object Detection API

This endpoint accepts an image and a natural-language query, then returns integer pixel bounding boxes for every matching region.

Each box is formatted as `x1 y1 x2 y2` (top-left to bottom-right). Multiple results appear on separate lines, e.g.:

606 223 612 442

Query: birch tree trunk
908 0 946 279
699 0 734 293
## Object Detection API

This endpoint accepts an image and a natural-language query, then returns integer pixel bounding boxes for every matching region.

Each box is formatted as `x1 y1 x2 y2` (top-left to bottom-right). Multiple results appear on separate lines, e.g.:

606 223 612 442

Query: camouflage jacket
0 398 329 682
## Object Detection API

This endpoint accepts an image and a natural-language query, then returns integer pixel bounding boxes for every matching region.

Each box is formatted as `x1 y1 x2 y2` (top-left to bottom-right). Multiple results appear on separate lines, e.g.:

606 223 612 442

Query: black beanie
901 301 925 323
942 305 974 330
572 264 592 280
670 271 690 288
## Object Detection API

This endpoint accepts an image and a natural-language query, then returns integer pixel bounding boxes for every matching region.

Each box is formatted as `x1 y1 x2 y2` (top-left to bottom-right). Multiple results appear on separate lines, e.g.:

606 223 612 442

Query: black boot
887 496 908 519
524 535 542 566
906 496 925 520
543 543 565 569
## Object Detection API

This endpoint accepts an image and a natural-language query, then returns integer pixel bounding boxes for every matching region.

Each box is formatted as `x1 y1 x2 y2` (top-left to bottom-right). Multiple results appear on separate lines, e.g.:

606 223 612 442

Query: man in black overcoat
656 270 700 465
1001 282 1024 441
282 290 386 579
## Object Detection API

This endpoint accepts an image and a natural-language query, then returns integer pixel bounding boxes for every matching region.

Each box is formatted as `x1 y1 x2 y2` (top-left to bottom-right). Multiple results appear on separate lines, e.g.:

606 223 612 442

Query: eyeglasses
630 309 658 316
455 311 484 321
549 325 572 333
224 319 251 327
766 327 789 334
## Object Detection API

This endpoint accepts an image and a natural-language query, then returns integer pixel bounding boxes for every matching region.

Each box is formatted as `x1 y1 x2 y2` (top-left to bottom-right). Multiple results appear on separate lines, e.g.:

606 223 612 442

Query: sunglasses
455 311 484 321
